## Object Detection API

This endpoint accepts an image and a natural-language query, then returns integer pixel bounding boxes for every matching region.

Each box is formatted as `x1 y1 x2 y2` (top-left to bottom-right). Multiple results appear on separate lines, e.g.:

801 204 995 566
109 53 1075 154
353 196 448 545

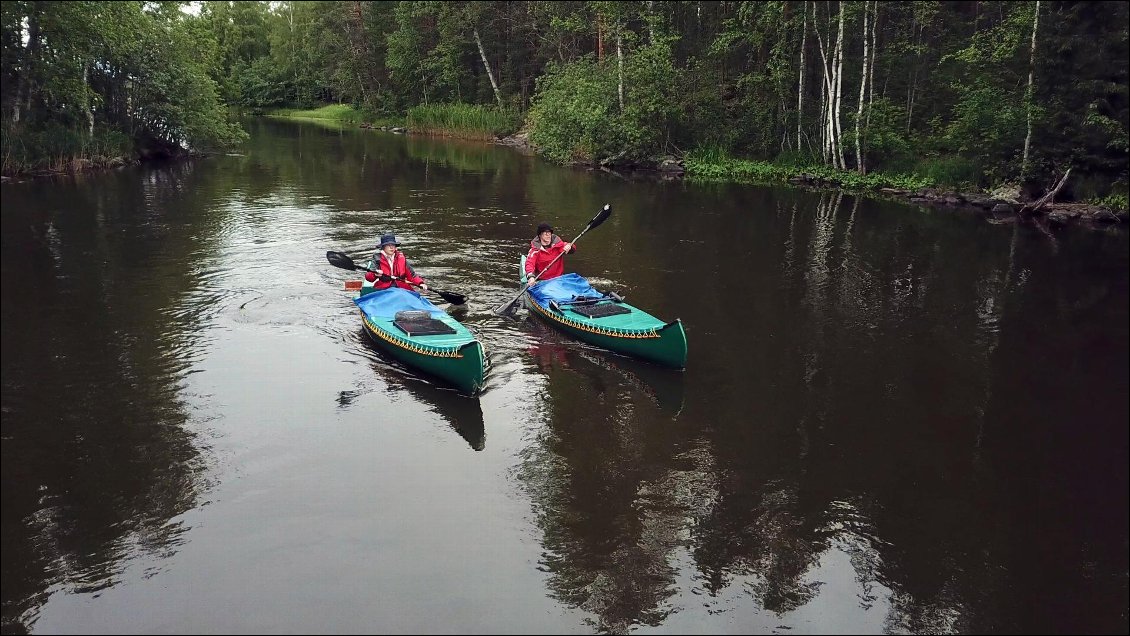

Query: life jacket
524 234 575 281
372 251 424 291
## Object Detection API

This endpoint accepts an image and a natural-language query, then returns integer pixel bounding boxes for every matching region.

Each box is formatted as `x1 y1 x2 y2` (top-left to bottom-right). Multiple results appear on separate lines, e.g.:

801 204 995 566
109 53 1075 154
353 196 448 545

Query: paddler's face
539 230 552 245
381 244 397 257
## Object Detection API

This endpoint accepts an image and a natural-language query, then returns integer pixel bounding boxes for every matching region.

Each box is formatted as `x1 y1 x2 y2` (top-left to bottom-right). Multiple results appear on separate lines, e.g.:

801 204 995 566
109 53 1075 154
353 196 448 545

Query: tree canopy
3 1 1127 198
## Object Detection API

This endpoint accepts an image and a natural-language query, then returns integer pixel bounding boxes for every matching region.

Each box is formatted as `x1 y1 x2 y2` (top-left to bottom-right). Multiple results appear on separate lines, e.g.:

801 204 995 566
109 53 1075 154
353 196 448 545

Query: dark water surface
2 119 1127 634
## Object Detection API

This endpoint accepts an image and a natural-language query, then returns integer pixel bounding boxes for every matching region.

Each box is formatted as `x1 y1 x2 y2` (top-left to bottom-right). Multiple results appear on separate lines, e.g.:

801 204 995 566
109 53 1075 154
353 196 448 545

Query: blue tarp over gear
354 287 445 319
527 273 605 306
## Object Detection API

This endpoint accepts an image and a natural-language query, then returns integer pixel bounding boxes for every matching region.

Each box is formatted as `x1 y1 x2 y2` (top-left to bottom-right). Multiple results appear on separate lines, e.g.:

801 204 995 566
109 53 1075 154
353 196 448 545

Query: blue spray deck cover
527 273 605 307
353 287 446 319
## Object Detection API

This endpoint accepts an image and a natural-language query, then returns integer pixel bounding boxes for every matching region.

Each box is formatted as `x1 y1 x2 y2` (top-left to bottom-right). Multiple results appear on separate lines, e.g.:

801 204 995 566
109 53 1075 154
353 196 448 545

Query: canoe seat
570 302 632 319
393 310 456 336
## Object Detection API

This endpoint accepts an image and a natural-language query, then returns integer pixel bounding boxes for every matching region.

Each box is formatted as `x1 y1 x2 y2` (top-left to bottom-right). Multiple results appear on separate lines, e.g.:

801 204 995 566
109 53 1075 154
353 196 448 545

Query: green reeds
1 124 132 176
684 150 934 192
406 103 520 141
265 105 403 128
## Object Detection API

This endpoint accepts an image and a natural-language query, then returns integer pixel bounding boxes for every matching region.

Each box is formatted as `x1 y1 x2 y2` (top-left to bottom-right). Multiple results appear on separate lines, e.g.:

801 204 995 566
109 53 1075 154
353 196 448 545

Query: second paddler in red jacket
524 222 576 282
365 233 429 292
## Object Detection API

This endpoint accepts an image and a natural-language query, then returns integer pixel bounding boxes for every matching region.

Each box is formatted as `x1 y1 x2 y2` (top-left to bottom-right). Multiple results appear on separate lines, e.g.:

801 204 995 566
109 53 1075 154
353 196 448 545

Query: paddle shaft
371 272 466 305
326 251 465 304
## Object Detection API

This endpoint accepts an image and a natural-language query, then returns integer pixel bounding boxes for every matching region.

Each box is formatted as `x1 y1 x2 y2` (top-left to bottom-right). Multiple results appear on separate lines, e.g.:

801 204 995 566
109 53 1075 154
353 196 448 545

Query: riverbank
1 121 222 179
687 157 1127 230
495 132 1128 230
261 104 519 142
0 149 208 181
262 104 405 129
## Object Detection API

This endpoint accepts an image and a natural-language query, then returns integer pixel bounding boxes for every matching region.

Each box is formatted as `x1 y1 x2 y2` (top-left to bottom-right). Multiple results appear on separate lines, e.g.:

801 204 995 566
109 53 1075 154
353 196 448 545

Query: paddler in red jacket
524 222 576 283
366 233 429 292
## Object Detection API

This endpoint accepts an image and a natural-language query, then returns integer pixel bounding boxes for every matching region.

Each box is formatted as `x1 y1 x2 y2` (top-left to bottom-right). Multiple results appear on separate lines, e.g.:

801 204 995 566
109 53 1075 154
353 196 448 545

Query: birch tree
617 20 625 113
1021 0 1040 178
797 0 807 151
832 1 846 169
855 1 869 173
473 28 503 107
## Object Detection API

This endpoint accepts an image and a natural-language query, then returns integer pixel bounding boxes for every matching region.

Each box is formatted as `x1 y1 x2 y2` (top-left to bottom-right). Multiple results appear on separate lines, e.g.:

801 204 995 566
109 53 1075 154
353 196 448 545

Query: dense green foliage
1 1 245 174
2 0 1127 201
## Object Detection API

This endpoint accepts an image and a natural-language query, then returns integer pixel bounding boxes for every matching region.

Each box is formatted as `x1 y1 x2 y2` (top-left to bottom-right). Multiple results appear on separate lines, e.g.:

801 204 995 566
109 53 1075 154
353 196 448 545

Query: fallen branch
1020 167 1072 216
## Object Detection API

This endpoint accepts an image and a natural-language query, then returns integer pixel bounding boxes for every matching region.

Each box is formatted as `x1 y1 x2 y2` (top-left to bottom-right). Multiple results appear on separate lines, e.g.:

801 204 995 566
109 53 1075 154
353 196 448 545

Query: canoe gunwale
519 265 687 368
354 288 486 394
528 294 665 339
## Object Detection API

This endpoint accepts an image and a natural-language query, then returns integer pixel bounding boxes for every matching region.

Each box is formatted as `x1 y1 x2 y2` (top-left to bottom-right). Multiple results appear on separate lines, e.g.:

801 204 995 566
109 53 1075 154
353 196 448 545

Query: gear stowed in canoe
519 257 687 369
329 251 485 395
354 282 485 395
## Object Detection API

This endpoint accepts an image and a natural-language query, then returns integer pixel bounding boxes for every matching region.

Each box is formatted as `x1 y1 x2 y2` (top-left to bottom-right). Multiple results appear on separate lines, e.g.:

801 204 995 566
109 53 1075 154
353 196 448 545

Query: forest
1 1 1127 206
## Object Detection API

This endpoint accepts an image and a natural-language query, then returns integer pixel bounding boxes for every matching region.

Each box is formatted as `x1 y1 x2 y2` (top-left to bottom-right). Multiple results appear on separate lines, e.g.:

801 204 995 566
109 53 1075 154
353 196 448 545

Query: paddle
493 204 612 315
325 251 467 305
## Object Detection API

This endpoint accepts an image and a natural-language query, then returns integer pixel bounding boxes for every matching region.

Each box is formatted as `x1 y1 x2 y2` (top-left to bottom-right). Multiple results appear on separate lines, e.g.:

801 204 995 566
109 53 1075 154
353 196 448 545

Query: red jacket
525 235 576 282
372 251 424 291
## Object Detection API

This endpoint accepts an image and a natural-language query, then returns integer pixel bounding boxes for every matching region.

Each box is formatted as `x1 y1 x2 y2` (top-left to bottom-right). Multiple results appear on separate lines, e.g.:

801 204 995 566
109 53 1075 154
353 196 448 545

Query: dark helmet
378 233 401 248
536 222 554 235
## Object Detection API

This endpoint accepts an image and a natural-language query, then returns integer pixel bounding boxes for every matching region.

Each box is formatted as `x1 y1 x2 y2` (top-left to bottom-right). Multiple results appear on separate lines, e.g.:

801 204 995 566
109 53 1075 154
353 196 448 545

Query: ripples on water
1 120 1126 634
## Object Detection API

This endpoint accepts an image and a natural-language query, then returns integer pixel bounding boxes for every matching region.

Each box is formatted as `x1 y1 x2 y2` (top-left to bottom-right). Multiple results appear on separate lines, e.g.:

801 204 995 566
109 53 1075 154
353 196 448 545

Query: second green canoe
520 256 687 369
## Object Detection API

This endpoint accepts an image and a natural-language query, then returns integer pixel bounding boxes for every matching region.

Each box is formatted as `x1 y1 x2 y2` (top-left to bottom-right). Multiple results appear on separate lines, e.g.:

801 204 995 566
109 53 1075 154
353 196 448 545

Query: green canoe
520 256 687 369
353 267 485 395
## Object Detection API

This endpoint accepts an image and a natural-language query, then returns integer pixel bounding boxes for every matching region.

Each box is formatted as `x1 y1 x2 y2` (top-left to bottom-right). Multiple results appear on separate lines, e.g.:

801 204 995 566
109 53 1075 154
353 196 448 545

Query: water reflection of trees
0 162 232 633
517 183 1128 633
519 340 701 634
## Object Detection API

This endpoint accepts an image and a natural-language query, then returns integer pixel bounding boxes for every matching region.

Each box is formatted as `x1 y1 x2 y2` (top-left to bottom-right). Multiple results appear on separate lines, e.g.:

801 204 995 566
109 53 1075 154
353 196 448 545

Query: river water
2 118 1127 634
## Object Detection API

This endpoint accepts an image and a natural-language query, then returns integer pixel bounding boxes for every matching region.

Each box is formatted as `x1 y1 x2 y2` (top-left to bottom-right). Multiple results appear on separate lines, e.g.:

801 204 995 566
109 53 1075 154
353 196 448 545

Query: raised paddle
325 251 468 305
493 204 612 315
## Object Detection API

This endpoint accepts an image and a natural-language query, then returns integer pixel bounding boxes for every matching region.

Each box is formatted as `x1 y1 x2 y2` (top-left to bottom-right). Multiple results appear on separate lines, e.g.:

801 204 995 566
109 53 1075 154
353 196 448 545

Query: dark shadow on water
396 375 486 451
349 328 485 451
523 316 686 418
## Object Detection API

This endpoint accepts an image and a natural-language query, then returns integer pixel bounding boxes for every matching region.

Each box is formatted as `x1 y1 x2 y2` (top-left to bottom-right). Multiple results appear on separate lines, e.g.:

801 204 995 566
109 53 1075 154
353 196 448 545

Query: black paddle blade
326 251 358 271
586 204 612 231
493 284 527 315
436 289 467 305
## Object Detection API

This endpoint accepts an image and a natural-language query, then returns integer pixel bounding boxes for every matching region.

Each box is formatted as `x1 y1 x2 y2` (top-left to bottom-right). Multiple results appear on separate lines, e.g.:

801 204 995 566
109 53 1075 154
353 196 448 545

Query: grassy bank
684 149 935 192
2 123 135 176
264 104 404 128
406 104 520 141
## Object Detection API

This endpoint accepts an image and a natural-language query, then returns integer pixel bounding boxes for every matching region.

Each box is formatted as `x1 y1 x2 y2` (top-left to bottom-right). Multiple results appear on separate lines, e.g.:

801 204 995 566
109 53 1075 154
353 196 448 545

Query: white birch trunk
855 1 869 173
813 3 834 165
617 25 625 113
833 2 846 170
646 0 655 44
821 75 828 161
473 28 504 108
1021 0 1040 177
84 64 94 138
798 0 807 151
865 1 877 133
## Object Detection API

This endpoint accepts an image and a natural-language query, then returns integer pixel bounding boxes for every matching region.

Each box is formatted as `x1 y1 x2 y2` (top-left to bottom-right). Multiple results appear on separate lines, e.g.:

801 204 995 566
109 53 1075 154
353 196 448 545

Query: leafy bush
1088 193 1129 211
913 155 983 189
527 39 681 164
860 97 914 169
527 57 622 163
